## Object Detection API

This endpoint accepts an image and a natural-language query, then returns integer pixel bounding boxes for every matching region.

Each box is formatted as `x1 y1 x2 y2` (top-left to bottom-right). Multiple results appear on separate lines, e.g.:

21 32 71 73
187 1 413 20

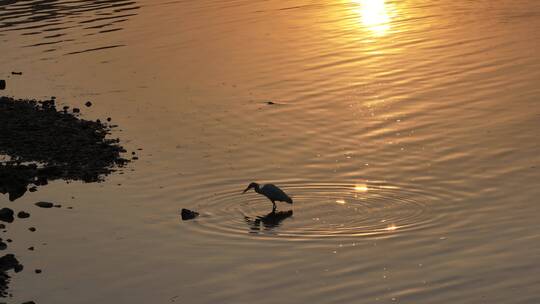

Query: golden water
1 0 539 303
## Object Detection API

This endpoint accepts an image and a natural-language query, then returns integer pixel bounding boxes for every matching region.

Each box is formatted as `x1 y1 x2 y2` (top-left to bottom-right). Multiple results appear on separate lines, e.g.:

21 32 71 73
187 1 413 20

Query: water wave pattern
183 180 450 242
0 0 140 54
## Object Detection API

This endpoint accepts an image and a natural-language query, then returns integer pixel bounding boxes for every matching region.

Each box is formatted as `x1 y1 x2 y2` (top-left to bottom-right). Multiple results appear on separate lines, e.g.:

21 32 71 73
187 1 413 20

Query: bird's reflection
244 209 293 233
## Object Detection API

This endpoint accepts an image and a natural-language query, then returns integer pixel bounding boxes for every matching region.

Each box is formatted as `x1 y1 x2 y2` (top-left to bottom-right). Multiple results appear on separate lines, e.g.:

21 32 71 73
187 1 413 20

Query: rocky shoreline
0 95 134 302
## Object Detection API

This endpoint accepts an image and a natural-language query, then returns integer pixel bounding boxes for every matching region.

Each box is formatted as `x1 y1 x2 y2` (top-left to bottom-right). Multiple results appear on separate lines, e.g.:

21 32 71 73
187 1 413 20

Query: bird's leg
272 201 276 212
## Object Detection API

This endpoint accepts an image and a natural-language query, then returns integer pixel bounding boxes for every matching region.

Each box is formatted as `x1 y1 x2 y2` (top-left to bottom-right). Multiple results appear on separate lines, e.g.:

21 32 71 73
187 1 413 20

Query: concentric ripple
183 181 447 241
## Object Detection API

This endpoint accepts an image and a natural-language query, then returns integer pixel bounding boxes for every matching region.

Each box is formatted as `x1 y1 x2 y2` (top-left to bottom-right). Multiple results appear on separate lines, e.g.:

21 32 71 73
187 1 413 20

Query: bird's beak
242 186 251 193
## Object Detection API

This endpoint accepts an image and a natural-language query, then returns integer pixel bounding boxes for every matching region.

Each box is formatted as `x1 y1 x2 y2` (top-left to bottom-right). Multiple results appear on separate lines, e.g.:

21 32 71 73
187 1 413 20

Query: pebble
0 80 5 90
0 208 14 223
35 201 54 208
181 208 199 220
85 101 92 107
17 211 30 219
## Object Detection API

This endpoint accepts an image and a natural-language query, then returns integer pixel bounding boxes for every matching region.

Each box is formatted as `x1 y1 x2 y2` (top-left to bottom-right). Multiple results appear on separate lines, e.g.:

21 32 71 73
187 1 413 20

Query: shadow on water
0 0 140 54
244 209 293 234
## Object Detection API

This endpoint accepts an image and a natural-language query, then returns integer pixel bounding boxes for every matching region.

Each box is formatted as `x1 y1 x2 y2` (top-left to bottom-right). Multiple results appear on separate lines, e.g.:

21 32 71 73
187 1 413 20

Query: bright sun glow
354 184 369 192
354 0 392 36
385 224 398 231
336 199 347 205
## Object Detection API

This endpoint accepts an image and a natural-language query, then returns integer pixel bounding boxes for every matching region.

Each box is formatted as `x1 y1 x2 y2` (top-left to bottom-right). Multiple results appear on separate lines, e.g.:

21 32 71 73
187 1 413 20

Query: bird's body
243 182 293 210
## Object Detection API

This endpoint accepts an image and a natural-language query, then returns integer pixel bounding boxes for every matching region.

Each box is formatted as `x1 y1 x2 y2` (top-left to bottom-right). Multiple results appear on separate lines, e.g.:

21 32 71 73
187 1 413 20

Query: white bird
242 182 293 210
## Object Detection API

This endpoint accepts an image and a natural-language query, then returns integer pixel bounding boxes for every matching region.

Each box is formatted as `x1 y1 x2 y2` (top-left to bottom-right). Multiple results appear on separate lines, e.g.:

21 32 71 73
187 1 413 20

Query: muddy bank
0 96 130 200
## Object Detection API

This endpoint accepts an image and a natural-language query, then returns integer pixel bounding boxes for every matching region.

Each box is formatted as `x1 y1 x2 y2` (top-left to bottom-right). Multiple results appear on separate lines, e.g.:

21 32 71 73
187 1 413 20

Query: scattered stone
0 80 5 90
35 202 54 208
85 101 92 107
266 101 275 105
0 240 6 250
34 269 41 274
11 72 22 75
0 224 4 229
5 240 11 243
29 186 37 192
17 211 30 219
107 117 111 122
67 207 73 209
0 209 14 223
54 204 62 208
132 156 139 160
28 227 36 232
181 208 199 220
28 247 34 251
72 107 80 113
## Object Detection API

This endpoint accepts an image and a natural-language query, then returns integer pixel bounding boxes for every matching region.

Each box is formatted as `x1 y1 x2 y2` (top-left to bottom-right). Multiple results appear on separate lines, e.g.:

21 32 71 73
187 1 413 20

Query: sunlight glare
385 224 398 231
354 184 369 192
354 0 393 36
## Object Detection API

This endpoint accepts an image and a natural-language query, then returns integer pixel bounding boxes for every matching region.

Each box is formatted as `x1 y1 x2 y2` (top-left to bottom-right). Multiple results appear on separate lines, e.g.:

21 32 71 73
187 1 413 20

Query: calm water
1 0 540 303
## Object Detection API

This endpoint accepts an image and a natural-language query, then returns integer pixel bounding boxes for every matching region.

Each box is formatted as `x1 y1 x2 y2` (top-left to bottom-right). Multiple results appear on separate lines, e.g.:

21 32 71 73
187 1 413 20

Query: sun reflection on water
353 0 395 36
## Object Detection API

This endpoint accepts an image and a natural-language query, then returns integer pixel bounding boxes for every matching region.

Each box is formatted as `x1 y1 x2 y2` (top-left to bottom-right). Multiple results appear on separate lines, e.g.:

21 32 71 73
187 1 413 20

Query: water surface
1 0 539 303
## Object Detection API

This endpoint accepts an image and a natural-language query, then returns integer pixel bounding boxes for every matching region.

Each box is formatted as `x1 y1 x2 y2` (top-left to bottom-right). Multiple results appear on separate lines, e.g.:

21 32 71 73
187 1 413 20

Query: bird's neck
254 185 261 193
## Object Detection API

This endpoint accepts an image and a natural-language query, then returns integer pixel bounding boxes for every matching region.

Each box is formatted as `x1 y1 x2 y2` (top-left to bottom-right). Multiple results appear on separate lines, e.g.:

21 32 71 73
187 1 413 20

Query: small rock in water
17 211 30 219
266 101 275 105
72 107 80 113
0 208 14 223
85 101 92 107
0 239 7 250
29 227 36 232
11 71 22 75
35 202 54 208
0 80 5 90
35 269 42 274
0 254 23 273
28 246 34 251
181 208 199 220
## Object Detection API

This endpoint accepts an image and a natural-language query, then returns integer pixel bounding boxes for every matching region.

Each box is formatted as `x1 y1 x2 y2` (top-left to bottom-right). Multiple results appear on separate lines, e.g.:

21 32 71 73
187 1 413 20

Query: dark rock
0 240 6 250
0 209 14 223
28 247 34 251
0 224 4 229
17 211 30 219
0 80 5 90
72 107 80 113
34 269 41 274
266 101 275 105
35 202 54 208
11 72 22 75
28 227 36 232
107 117 111 122
5 239 11 243
29 186 37 192
85 101 92 107
0 254 23 297
181 208 199 220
